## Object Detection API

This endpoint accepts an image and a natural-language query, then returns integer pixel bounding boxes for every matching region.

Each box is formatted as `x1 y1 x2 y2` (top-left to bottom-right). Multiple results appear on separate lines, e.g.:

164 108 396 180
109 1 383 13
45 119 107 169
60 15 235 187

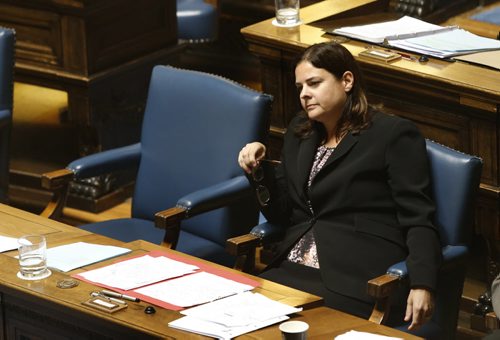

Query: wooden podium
0 0 183 211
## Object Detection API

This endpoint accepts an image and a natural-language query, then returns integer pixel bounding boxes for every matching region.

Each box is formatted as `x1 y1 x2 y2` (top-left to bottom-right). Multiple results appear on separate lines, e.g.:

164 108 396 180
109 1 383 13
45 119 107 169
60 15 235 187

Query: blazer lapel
295 131 320 192
323 132 358 168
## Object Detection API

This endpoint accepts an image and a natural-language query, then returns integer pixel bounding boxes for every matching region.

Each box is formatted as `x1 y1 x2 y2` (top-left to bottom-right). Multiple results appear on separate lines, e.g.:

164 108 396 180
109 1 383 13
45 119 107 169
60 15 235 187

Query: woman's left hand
404 288 434 330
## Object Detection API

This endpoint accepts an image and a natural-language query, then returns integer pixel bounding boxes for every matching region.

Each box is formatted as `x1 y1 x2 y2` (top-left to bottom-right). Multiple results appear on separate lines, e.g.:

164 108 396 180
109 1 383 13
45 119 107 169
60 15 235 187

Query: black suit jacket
262 111 441 303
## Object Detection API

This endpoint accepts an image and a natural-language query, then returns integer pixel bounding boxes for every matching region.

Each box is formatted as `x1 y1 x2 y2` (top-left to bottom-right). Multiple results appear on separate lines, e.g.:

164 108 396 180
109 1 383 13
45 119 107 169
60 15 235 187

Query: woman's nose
300 86 310 99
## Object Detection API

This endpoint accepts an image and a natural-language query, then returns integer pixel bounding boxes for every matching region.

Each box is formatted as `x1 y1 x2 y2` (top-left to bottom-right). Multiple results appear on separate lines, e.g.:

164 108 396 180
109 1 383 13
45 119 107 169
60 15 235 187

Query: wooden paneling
0 0 179 154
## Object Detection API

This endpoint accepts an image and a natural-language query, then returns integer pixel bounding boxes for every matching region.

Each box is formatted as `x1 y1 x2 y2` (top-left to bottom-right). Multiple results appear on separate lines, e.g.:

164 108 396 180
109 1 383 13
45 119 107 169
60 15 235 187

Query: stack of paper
389 29 500 58
169 292 302 339
331 16 444 44
74 252 257 309
330 16 500 58
134 271 254 307
77 254 199 290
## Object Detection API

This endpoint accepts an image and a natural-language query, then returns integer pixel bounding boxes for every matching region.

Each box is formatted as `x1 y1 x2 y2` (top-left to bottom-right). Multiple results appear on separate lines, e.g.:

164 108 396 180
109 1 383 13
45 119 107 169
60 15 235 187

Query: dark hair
294 42 372 140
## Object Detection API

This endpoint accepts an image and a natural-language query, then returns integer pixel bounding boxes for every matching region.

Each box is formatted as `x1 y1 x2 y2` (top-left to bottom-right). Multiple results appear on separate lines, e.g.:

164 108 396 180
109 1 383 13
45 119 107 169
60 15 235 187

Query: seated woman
238 42 441 330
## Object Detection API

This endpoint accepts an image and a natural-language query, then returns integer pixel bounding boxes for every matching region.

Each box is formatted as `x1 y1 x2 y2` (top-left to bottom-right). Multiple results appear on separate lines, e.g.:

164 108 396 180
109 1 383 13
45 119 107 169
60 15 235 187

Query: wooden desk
241 0 500 283
0 203 421 339
243 307 422 339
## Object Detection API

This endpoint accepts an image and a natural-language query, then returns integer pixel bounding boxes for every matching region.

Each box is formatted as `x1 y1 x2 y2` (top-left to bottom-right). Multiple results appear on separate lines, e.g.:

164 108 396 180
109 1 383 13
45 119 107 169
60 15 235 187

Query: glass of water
274 0 301 27
17 235 51 280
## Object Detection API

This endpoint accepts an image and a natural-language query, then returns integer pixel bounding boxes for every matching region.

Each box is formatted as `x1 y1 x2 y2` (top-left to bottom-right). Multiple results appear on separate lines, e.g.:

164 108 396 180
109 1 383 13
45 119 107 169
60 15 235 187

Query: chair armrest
226 221 286 273
249 222 286 244
67 143 141 179
39 169 74 219
40 143 141 220
486 312 500 330
154 176 253 248
177 175 252 217
367 244 468 325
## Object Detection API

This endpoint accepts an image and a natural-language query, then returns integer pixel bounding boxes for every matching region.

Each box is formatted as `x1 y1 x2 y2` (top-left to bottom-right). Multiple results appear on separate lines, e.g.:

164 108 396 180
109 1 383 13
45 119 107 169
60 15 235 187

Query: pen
101 289 141 302
384 49 416 61
91 291 126 305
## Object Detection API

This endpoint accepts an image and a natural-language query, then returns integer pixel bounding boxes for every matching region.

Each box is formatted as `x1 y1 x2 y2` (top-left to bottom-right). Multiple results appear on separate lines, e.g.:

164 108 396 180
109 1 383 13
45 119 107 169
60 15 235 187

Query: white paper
78 254 199 290
181 291 302 327
169 292 302 339
389 29 500 58
134 271 253 307
332 16 500 58
169 314 288 340
332 16 442 43
0 235 19 253
335 330 403 340
47 242 132 272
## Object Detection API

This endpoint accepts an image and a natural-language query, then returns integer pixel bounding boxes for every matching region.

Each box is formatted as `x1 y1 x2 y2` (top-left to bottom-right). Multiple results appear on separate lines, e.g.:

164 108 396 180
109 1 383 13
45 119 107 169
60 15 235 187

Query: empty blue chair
0 27 15 203
42 65 272 267
177 0 218 43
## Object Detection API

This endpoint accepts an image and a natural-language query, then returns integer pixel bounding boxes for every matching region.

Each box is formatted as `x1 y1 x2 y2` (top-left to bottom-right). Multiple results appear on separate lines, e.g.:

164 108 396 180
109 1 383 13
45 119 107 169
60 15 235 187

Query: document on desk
77 254 199 290
134 271 254 307
329 16 445 44
169 291 302 339
329 15 500 58
389 29 500 58
0 235 18 253
335 330 403 339
47 242 132 272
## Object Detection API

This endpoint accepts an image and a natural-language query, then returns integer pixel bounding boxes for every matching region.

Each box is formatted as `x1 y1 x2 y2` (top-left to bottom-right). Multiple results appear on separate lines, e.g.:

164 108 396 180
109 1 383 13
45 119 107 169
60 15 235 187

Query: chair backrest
421 139 483 340
133 65 272 247
426 139 483 247
177 0 218 42
0 27 15 203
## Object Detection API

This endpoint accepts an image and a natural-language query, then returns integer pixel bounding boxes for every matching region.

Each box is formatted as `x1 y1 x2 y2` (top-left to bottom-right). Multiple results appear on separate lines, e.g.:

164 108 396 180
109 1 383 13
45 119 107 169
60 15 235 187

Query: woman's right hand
238 142 266 174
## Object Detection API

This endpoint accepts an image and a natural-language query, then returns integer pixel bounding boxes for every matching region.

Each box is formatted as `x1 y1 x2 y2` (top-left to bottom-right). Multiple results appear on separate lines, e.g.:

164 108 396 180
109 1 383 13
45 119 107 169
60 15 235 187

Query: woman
238 42 441 330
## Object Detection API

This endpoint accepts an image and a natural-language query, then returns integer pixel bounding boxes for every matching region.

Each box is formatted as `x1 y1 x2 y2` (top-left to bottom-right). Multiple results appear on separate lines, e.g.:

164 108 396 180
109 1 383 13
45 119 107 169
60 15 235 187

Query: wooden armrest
154 207 188 249
226 234 260 273
40 169 74 220
486 311 500 330
367 273 401 325
41 169 74 190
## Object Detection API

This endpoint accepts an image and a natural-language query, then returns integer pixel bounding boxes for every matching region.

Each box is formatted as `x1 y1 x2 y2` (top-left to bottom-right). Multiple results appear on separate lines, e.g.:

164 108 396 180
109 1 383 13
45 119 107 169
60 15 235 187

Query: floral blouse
287 145 335 268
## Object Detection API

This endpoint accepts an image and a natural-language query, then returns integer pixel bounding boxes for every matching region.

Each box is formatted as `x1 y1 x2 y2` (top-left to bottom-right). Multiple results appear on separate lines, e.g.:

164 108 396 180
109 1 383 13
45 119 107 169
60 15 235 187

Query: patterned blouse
287 145 335 268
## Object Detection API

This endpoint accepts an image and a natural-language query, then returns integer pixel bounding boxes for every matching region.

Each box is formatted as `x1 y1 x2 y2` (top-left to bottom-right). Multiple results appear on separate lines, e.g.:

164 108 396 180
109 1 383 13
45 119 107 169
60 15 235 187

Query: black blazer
262 111 441 303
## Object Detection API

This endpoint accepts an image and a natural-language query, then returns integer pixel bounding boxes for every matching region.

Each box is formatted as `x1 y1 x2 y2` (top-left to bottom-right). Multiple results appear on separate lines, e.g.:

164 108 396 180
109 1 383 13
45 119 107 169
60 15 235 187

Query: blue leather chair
227 139 483 339
0 27 15 203
177 0 218 43
42 65 272 267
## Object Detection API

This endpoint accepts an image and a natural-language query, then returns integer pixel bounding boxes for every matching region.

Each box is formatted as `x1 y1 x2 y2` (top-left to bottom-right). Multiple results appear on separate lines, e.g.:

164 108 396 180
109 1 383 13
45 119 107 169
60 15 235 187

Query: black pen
101 289 141 302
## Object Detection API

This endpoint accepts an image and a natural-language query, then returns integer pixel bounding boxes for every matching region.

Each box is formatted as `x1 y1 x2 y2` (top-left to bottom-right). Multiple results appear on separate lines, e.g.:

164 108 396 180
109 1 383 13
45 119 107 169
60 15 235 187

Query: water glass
17 234 51 280
274 0 300 26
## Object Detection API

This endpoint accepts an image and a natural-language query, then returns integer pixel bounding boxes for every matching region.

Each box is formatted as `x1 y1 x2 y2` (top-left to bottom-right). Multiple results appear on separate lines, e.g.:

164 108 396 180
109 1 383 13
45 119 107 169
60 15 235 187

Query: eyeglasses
251 159 281 207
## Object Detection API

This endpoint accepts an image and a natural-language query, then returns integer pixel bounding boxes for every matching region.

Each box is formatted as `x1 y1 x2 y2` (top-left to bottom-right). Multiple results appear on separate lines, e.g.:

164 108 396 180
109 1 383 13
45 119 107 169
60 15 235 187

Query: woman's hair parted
294 42 372 140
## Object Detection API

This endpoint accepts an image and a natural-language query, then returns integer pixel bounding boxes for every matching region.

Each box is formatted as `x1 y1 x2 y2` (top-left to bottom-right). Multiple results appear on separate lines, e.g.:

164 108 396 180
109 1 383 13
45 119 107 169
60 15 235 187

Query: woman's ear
342 71 354 92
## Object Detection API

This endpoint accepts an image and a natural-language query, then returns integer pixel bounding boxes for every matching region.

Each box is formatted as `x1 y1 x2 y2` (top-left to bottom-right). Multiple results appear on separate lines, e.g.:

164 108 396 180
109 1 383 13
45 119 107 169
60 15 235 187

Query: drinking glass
274 0 301 27
17 234 51 280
